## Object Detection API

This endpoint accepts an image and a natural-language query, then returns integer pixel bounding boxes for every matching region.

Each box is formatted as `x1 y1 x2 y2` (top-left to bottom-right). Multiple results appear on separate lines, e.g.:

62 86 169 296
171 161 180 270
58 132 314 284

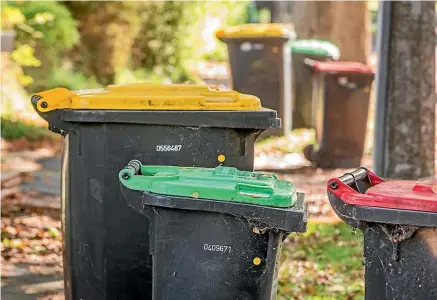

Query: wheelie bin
30 84 280 300
119 161 307 300
217 24 294 136
328 168 437 300
290 40 340 129
303 60 374 168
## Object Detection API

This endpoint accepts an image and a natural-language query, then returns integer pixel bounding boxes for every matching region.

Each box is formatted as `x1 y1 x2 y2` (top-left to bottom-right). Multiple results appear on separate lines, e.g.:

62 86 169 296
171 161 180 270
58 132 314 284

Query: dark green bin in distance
290 39 340 129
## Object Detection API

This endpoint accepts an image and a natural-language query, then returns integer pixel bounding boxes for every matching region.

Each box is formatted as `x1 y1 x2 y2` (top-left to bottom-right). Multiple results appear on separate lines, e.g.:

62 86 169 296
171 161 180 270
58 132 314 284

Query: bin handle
336 167 370 193
236 183 273 199
122 160 143 177
327 167 385 205
120 161 180 192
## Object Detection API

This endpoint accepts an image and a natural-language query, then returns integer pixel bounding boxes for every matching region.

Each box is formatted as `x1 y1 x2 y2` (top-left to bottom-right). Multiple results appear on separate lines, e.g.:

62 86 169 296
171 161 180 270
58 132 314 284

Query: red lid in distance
308 60 374 74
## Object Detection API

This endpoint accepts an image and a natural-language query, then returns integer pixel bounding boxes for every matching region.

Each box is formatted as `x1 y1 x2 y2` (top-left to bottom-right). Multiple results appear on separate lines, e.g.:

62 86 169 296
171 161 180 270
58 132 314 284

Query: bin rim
306 59 374 74
290 39 340 60
38 108 279 129
216 23 295 39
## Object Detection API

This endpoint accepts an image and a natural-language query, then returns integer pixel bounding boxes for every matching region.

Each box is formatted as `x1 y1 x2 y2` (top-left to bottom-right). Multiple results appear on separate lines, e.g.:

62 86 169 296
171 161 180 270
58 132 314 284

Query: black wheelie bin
290 39 340 129
328 168 437 300
217 24 294 136
119 161 307 300
304 60 374 168
30 83 280 300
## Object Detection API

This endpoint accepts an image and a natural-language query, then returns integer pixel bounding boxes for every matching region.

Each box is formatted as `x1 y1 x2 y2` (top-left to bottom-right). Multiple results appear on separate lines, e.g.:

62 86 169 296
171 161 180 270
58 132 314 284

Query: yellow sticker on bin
33 84 262 112
216 23 292 39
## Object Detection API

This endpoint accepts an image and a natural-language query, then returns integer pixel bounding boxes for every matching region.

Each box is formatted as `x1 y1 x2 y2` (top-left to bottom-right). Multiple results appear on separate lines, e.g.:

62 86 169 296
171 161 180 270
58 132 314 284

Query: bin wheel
303 144 315 162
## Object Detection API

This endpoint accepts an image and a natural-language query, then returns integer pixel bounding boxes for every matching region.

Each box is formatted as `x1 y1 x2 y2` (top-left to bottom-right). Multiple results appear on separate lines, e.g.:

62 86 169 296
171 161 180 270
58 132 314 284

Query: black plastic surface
291 53 333 129
121 188 307 300
222 37 291 136
305 72 374 168
328 169 437 300
31 101 280 300
361 224 437 300
60 109 280 129
329 190 437 228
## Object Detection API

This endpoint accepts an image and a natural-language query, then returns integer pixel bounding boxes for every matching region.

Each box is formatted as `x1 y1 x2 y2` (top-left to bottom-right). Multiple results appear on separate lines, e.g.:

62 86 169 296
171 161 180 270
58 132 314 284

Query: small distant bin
328 168 437 300
120 162 307 300
31 84 279 300
290 40 340 129
217 24 295 136
304 61 374 168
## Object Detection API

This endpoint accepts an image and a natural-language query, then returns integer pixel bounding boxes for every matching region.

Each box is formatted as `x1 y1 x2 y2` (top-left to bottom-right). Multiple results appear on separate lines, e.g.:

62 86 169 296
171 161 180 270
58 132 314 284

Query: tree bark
382 1 436 179
292 1 370 63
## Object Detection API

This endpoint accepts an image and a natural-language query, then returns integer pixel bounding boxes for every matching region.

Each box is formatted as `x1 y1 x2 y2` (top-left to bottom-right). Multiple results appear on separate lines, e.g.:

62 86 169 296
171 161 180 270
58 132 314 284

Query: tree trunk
292 1 370 63
381 1 436 179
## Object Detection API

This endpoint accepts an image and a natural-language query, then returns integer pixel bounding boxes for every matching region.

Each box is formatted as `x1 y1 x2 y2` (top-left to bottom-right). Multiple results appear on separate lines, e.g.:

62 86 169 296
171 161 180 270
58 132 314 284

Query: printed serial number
204 244 231 253
156 145 182 152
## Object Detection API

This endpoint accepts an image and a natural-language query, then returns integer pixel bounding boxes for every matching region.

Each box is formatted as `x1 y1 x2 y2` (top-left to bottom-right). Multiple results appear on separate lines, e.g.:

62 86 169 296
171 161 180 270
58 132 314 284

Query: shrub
64 1 145 85
7 1 79 54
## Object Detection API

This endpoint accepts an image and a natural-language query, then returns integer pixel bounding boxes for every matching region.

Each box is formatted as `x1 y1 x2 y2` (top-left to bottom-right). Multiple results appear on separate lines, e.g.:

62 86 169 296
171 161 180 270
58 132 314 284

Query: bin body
119 163 307 300
328 168 437 300
290 40 340 129
31 85 279 300
218 24 293 136
304 61 374 168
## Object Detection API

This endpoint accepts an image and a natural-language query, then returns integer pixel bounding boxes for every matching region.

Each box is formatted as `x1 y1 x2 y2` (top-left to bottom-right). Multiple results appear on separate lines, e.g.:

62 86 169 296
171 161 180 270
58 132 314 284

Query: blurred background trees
292 1 370 64
3 0 250 93
2 0 374 92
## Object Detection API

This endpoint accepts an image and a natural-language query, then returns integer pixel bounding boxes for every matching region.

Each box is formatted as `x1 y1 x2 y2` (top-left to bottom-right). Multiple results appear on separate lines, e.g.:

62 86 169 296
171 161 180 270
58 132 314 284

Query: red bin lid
364 180 437 212
307 60 374 74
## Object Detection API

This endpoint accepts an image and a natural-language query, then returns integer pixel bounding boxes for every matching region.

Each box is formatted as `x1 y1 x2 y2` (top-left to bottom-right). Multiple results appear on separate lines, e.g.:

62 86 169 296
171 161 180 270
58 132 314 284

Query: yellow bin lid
216 23 293 39
33 83 262 112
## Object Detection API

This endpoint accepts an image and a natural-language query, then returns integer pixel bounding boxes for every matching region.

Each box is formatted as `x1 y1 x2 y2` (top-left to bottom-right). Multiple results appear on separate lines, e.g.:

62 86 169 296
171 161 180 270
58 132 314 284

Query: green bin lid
119 165 296 208
290 39 340 60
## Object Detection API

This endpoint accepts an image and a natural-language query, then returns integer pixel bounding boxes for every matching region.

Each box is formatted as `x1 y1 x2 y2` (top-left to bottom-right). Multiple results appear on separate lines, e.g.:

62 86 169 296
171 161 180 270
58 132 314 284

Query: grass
278 221 364 299
1 117 55 141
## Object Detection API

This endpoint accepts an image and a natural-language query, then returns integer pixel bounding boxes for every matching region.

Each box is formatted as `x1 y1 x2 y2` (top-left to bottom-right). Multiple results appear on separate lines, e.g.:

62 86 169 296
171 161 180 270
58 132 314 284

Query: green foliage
2 1 79 90
45 66 101 92
195 1 249 62
1 117 53 141
132 1 249 81
7 1 79 52
1 5 25 29
10 44 41 67
132 1 193 82
65 1 145 85
279 222 364 299
1 3 43 86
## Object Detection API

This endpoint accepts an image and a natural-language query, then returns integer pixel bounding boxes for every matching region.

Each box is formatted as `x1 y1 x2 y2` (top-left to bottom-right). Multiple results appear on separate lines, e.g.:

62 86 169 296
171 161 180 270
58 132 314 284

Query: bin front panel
317 73 374 168
150 207 285 300
63 123 260 300
292 53 333 129
226 39 291 135
363 224 437 300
